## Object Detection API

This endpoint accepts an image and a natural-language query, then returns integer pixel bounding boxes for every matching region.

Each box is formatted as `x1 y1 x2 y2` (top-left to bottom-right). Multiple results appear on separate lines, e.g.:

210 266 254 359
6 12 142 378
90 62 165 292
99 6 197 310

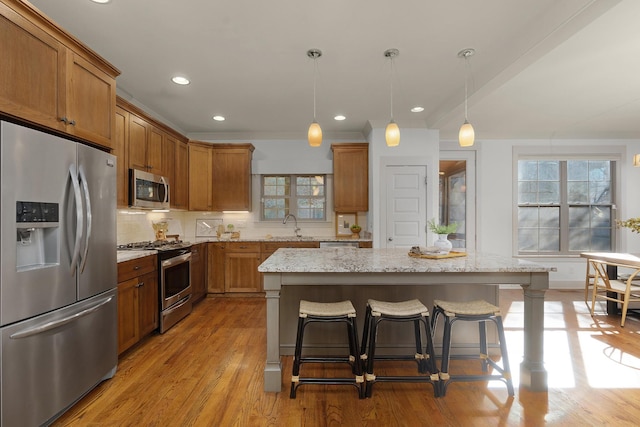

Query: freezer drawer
1 289 118 426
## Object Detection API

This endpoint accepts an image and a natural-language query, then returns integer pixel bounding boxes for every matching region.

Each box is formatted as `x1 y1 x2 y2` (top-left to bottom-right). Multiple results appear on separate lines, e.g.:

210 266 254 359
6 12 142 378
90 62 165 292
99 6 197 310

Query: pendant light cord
313 57 318 121
464 56 469 121
389 55 394 120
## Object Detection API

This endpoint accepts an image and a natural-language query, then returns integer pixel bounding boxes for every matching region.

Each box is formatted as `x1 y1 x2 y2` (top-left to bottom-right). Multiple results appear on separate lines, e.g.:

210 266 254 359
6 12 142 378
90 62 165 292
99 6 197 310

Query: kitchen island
259 248 553 393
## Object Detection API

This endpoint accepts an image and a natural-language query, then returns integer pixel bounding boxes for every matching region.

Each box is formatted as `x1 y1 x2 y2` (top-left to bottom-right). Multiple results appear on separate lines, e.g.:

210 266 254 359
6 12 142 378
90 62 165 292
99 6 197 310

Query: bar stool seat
432 299 514 397
360 299 439 398
290 300 364 398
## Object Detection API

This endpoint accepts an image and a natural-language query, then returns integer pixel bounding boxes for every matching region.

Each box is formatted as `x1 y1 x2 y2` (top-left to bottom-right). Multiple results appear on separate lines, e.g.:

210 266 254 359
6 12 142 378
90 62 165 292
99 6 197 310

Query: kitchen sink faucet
283 214 301 237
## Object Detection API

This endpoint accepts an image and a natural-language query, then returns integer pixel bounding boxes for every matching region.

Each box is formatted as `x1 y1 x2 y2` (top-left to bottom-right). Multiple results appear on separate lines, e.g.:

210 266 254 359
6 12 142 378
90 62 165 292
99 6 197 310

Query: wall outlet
236 220 247 229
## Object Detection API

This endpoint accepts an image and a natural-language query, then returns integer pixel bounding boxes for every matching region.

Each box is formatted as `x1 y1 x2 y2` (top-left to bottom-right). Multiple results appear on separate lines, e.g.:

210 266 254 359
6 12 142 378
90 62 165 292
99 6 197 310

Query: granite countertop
117 236 373 263
117 250 157 263
258 248 556 273
192 236 371 243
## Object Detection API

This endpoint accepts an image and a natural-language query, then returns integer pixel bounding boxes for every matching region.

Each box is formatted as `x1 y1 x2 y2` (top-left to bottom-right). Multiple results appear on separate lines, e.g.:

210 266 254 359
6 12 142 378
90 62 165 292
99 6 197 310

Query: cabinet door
117 277 139 355
65 52 116 149
189 144 213 211
147 126 164 175
332 143 369 212
172 140 189 209
114 106 129 208
225 252 262 292
191 243 207 303
211 147 253 211
138 270 158 337
0 4 66 132
163 135 176 203
207 243 225 293
128 115 148 171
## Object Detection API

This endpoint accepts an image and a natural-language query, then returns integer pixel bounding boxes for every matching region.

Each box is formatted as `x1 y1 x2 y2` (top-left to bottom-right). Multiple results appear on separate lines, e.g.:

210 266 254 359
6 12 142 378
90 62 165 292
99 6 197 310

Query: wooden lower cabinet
117 255 158 355
191 242 207 304
208 241 268 294
225 251 262 293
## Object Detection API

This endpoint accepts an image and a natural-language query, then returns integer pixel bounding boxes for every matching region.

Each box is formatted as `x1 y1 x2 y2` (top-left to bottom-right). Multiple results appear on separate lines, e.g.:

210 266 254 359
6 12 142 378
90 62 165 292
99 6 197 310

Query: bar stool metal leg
290 300 364 399
361 299 440 398
433 299 514 397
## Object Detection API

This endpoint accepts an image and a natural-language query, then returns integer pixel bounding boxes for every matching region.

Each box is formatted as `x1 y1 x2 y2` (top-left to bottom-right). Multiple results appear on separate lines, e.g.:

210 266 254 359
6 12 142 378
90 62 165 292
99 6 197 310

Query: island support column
264 273 282 392
519 272 548 392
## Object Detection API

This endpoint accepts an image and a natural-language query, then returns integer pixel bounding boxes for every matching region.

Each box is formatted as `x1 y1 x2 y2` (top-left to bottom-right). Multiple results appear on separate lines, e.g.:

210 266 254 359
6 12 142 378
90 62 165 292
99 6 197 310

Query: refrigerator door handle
78 166 92 273
69 165 84 275
8 296 114 339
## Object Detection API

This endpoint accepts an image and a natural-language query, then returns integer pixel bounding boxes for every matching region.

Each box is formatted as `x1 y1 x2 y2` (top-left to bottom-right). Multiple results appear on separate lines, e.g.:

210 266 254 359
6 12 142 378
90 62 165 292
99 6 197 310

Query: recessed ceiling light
213 115 225 121
334 115 346 121
411 106 424 113
90 0 110 4
171 76 190 85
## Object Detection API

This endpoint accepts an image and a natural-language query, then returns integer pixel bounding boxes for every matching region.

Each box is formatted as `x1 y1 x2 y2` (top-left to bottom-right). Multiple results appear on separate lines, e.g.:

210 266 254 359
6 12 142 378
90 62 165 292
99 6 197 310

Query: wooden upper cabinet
172 140 189 210
188 143 213 211
114 106 129 208
332 143 369 212
128 114 148 171
0 1 118 149
211 144 254 211
147 125 164 176
65 52 116 148
0 4 65 132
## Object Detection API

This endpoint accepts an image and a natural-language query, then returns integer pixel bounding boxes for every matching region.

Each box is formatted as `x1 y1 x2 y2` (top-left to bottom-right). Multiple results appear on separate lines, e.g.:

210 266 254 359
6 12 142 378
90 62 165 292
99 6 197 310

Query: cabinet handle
133 265 140 270
135 282 144 288
60 117 69 124
69 119 76 126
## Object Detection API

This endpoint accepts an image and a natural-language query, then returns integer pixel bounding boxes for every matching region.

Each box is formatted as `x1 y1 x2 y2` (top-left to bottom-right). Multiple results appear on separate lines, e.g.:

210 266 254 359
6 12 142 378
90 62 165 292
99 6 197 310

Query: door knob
388 237 393 242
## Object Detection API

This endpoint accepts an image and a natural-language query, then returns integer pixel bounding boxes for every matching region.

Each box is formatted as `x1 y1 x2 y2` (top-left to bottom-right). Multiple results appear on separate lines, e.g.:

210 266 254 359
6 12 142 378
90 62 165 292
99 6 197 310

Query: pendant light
458 48 475 147
384 48 400 147
307 49 322 147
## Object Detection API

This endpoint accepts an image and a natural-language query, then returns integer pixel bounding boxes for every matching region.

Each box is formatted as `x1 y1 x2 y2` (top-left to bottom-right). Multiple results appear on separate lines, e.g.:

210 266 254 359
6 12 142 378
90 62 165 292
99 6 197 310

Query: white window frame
512 146 623 257
260 174 327 221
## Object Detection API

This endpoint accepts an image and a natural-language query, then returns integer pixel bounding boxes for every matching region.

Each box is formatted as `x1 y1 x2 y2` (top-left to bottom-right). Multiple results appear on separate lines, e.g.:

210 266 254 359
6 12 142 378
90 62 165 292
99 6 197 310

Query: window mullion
559 161 569 254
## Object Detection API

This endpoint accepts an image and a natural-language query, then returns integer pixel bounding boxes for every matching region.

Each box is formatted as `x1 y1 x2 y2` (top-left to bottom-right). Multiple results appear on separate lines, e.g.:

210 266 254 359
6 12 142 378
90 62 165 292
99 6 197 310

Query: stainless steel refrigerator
0 120 118 426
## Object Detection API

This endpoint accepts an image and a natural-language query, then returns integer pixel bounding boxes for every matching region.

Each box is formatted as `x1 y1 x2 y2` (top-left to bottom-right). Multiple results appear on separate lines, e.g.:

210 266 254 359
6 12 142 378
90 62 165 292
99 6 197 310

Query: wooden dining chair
589 259 640 327
584 260 596 309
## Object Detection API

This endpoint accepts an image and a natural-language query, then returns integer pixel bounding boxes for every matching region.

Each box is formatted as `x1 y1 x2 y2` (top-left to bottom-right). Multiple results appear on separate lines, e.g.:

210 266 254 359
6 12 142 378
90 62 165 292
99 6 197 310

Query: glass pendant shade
385 120 400 147
634 154 640 167
458 120 475 147
308 121 322 147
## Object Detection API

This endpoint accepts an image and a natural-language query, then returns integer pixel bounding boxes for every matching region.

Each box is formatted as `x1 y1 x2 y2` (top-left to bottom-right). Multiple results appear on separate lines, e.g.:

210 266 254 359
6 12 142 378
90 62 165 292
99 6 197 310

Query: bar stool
290 300 364 398
360 299 439 398
431 299 514 397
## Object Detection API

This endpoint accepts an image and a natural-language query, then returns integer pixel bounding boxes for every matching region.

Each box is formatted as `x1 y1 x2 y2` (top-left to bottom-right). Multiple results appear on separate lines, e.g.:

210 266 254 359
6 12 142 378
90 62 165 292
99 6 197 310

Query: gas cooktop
117 240 192 251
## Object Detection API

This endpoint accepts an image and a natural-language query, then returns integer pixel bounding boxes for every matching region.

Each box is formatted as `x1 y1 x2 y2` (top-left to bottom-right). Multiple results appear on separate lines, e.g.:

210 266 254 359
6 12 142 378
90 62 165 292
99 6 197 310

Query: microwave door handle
161 176 169 203
78 166 92 273
69 165 84 275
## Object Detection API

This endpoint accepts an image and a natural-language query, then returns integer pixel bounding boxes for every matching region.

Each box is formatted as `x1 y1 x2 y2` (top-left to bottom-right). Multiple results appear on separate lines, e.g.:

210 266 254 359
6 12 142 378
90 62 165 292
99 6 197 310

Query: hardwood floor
53 290 640 426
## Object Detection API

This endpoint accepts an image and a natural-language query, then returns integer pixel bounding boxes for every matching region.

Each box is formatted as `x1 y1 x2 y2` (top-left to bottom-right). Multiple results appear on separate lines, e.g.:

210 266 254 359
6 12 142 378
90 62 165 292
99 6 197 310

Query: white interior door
385 165 427 248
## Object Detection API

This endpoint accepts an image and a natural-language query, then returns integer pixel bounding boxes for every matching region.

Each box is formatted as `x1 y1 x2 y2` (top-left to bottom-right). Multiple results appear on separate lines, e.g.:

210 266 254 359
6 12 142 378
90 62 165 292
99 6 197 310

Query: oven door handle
161 252 191 268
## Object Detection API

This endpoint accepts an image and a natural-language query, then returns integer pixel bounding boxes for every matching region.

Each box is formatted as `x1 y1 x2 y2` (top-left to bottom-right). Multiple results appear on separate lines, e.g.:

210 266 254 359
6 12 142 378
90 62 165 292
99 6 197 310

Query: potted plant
350 224 362 238
428 219 457 253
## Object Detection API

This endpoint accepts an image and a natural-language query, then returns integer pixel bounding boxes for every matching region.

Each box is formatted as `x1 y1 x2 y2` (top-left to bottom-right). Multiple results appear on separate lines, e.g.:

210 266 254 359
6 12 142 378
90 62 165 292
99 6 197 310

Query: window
261 175 326 220
517 159 614 255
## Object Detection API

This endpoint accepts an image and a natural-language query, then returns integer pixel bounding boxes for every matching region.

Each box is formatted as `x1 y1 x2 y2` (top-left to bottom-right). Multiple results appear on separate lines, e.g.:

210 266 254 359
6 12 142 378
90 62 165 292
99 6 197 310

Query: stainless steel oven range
118 240 192 333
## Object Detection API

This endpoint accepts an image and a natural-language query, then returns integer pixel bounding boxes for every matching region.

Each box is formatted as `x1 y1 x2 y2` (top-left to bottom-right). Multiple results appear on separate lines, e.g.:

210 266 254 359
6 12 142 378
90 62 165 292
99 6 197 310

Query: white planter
434 234 453 253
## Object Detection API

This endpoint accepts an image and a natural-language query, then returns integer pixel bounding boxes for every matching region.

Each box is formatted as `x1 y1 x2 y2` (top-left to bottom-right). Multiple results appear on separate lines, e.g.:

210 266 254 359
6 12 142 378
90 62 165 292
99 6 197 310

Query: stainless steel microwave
129 169 170 209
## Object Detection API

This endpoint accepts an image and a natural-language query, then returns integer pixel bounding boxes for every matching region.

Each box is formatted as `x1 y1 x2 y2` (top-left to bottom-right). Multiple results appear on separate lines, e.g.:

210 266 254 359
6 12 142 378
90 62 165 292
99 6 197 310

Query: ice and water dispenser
16 201 59 271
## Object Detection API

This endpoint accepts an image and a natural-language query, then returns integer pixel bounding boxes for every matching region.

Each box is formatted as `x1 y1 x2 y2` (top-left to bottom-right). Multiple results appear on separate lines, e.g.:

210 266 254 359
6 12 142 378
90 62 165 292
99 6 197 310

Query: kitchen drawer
117 255 157 283
224 242 261 253
261 241 319 253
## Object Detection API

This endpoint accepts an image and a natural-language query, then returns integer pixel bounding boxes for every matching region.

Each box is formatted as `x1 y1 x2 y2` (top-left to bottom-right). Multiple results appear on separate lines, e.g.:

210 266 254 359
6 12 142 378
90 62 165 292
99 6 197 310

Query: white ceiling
27 0 640 141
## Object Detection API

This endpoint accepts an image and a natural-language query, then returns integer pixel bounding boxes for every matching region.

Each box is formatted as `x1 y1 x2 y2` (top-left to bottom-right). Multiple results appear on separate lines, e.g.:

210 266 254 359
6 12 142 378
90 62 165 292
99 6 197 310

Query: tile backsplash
117 209 368 244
